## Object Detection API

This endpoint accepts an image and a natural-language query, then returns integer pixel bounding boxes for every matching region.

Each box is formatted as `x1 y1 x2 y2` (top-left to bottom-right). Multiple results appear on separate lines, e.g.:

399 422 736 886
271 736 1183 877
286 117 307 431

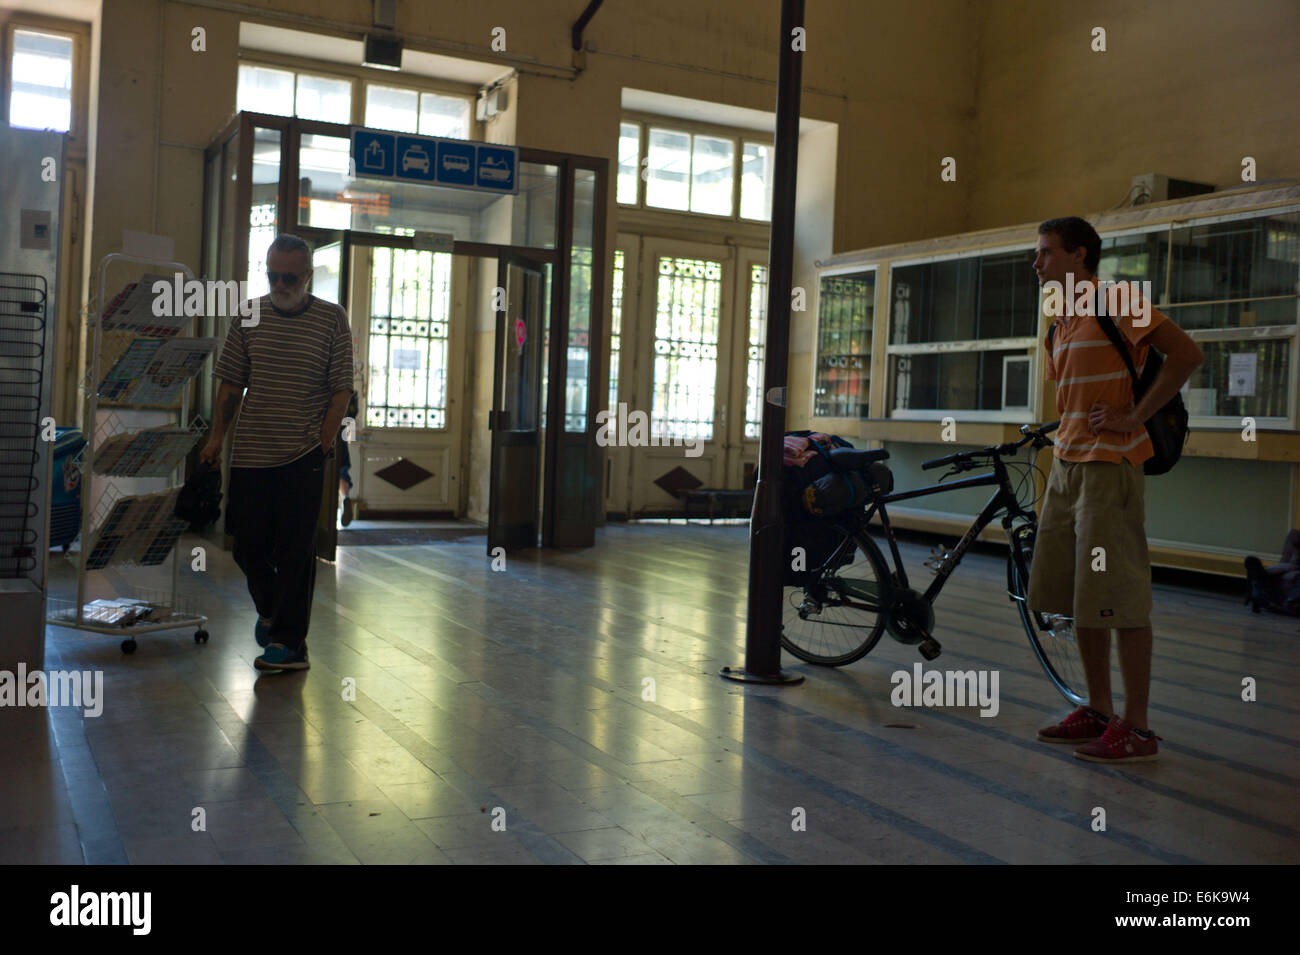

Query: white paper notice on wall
392 348 423 371
1228 352 1257 397
20 209 51 250
413 231 455 253
122 230 176 263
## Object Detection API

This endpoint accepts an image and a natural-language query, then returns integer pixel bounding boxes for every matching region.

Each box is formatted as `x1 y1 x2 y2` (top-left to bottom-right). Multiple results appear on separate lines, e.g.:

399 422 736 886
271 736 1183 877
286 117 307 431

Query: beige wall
85 0 983 278
970 0 1300 230
90 0 238 276
77 0 1300 313
73 0 1300 503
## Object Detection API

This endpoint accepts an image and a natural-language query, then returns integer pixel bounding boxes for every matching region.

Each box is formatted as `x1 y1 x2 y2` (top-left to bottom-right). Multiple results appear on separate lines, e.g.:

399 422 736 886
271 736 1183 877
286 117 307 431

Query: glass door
488 253 547 551
628 238 733 514
725 248 769 490
288 231 350 562
349 239 467 520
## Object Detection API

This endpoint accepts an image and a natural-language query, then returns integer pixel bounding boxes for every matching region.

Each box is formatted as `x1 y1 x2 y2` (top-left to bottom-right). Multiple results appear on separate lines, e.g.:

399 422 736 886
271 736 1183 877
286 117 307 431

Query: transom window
619 119 774 222
364 84 470 139
237 63 352 123
8 28 73 132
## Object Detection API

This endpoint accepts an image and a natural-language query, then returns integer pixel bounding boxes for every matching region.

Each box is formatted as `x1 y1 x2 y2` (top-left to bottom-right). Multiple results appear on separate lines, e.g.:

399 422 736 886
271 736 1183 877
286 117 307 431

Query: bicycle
779 421 1086 704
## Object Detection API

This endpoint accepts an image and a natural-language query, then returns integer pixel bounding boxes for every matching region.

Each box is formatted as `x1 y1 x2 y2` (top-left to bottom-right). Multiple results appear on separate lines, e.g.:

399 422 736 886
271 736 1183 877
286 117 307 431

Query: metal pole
722 0 805 686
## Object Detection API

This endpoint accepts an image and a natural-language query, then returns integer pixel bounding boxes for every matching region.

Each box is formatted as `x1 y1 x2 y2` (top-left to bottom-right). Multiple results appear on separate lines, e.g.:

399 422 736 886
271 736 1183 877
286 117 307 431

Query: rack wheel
194 630 209 644
121 638 137 654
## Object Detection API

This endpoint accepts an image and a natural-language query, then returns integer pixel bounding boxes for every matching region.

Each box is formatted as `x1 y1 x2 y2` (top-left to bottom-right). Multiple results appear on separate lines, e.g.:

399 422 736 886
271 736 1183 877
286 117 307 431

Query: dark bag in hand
174 460 223 530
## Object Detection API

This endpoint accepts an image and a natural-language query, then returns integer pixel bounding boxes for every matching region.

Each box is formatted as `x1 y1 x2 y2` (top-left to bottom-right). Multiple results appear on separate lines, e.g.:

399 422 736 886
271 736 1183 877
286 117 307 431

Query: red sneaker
1037 705 1109 743
1074 716 1160 763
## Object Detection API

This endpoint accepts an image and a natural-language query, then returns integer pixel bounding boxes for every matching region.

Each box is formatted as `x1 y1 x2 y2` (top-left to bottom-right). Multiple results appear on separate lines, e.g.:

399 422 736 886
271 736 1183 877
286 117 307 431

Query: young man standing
200 234 354 671
1028 216 1203 762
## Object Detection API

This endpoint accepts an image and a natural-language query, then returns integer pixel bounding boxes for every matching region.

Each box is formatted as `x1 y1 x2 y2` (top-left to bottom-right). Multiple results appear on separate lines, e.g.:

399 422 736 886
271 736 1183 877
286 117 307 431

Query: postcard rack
45 253 217 654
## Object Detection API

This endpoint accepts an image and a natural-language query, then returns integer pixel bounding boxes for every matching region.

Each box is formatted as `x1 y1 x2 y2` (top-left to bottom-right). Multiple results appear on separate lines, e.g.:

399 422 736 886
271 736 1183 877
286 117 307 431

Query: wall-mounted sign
413 231 455 253
20 209 51 250
351 127 518 195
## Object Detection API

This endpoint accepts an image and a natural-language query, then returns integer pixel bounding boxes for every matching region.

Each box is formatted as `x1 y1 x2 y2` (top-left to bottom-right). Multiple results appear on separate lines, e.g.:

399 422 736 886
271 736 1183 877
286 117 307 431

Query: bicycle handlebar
920 421 1060 471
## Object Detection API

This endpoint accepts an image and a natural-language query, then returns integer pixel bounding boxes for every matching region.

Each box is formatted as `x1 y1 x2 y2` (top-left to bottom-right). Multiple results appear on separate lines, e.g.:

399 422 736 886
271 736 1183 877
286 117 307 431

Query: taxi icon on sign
402 145 431 174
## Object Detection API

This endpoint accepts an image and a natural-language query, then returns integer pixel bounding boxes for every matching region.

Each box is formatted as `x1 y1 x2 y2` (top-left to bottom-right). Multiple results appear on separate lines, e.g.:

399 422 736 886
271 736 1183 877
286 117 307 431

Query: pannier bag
803 450 894 517
781 431 858 587
1244 529 1300 617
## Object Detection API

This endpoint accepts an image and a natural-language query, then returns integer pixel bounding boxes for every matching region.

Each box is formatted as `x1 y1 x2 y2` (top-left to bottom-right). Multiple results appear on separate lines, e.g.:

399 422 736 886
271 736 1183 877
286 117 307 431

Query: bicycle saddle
828 447 890 471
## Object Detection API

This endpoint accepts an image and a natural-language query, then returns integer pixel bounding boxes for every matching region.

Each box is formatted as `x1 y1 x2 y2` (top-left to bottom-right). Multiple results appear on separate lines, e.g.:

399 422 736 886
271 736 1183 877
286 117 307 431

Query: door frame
629 236 736 515
205 113 609 547
342 235 471 518
488 251 548 552
726 246 769 490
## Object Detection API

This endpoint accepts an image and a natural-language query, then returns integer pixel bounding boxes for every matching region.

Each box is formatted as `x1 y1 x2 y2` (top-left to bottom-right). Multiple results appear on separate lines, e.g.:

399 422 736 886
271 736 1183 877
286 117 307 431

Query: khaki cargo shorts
1026 458 1151 629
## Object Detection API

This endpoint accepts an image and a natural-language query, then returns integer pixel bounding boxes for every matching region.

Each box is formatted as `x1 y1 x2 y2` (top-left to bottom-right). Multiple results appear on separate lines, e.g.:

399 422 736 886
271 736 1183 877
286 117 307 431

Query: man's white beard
270 288 307 311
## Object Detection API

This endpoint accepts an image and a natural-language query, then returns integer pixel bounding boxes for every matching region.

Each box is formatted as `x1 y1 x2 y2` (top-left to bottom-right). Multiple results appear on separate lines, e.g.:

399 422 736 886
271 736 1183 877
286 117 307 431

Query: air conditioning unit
1131 173 1215 205
363 34 402 70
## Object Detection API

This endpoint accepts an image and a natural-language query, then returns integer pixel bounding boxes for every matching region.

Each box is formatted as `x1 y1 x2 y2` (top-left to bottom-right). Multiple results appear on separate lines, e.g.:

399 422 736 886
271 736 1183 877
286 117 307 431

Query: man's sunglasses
267 270 303 286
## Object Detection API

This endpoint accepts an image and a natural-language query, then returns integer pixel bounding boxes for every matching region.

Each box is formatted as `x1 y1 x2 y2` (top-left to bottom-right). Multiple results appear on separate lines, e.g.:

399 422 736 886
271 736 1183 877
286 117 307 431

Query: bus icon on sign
442 153 470 173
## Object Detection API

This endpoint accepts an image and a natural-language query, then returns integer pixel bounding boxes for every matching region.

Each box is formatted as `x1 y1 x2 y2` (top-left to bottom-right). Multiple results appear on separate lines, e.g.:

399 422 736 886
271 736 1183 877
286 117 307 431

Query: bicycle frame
845 456 1039 604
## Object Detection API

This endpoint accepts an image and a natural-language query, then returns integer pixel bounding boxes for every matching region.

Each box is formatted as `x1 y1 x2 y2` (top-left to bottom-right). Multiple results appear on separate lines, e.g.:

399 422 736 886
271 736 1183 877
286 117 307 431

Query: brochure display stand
45 253 217 653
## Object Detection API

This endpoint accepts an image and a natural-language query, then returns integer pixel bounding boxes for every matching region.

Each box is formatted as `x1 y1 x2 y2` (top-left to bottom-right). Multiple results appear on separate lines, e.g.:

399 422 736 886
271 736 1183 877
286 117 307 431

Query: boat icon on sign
479 155 511 182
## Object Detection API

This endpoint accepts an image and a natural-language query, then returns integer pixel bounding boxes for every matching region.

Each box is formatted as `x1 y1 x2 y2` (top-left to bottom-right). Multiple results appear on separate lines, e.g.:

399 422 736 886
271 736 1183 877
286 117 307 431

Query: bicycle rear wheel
780 525 891 666
1007 525 1086 704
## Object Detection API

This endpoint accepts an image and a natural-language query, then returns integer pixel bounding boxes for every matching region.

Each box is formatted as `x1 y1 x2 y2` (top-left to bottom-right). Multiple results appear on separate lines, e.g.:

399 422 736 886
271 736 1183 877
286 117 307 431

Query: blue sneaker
254 617 272 648
254 643 309 671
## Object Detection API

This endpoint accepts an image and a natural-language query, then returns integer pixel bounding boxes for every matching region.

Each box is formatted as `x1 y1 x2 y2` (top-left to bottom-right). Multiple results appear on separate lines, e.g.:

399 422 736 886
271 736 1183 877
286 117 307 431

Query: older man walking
200 234 354 671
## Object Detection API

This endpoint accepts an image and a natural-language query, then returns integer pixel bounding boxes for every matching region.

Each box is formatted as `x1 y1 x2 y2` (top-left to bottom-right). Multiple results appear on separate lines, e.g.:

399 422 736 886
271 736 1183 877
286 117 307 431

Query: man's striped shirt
214 295 354 468
1043 280 1169 466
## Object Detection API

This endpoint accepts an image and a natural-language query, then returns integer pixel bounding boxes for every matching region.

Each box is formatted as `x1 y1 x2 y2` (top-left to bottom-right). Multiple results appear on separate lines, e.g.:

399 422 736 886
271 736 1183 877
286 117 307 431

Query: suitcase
1245 529 1300 616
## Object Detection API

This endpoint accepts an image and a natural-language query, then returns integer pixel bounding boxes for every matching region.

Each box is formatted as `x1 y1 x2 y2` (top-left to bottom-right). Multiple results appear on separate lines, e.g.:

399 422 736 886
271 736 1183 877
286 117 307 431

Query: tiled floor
5 521 1298 864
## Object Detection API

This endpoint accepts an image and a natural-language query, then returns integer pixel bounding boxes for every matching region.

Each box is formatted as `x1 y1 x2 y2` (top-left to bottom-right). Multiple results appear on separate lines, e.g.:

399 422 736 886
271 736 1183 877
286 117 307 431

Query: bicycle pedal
918 638 942 660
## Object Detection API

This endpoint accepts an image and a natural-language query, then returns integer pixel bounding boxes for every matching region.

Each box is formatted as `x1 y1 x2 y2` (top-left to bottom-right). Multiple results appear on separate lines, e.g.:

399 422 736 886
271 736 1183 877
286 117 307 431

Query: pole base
719 665 805 686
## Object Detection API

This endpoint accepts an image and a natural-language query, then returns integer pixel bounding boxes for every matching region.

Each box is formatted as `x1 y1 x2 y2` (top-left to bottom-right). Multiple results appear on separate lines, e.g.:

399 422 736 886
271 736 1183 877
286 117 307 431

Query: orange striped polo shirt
1043 279 1169 466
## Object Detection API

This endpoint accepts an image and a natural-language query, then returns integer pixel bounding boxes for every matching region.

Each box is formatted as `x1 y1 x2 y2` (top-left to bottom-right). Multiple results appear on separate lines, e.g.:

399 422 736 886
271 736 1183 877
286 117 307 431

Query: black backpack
1048 315 1189 475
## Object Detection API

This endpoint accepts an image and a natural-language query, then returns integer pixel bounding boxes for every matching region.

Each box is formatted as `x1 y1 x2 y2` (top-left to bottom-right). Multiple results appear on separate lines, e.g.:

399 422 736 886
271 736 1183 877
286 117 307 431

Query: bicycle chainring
885 587 935 645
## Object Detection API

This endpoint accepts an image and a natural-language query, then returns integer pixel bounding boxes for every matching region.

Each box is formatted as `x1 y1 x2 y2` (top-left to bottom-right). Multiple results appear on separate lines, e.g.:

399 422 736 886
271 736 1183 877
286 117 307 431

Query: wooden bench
681 488 755 523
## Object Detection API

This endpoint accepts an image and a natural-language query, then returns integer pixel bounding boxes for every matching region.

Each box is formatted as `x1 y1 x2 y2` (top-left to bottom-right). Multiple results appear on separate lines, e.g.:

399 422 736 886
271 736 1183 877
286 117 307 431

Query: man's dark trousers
228 447 324 651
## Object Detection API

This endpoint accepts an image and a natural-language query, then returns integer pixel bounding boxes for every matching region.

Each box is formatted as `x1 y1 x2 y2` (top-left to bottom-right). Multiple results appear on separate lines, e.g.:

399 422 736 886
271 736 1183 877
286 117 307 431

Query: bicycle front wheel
780 526 891 667
1007 527 1086 704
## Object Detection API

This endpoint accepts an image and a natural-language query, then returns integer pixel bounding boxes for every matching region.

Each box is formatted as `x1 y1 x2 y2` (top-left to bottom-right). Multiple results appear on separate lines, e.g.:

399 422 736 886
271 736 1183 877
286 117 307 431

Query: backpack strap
1094 313 1143 395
